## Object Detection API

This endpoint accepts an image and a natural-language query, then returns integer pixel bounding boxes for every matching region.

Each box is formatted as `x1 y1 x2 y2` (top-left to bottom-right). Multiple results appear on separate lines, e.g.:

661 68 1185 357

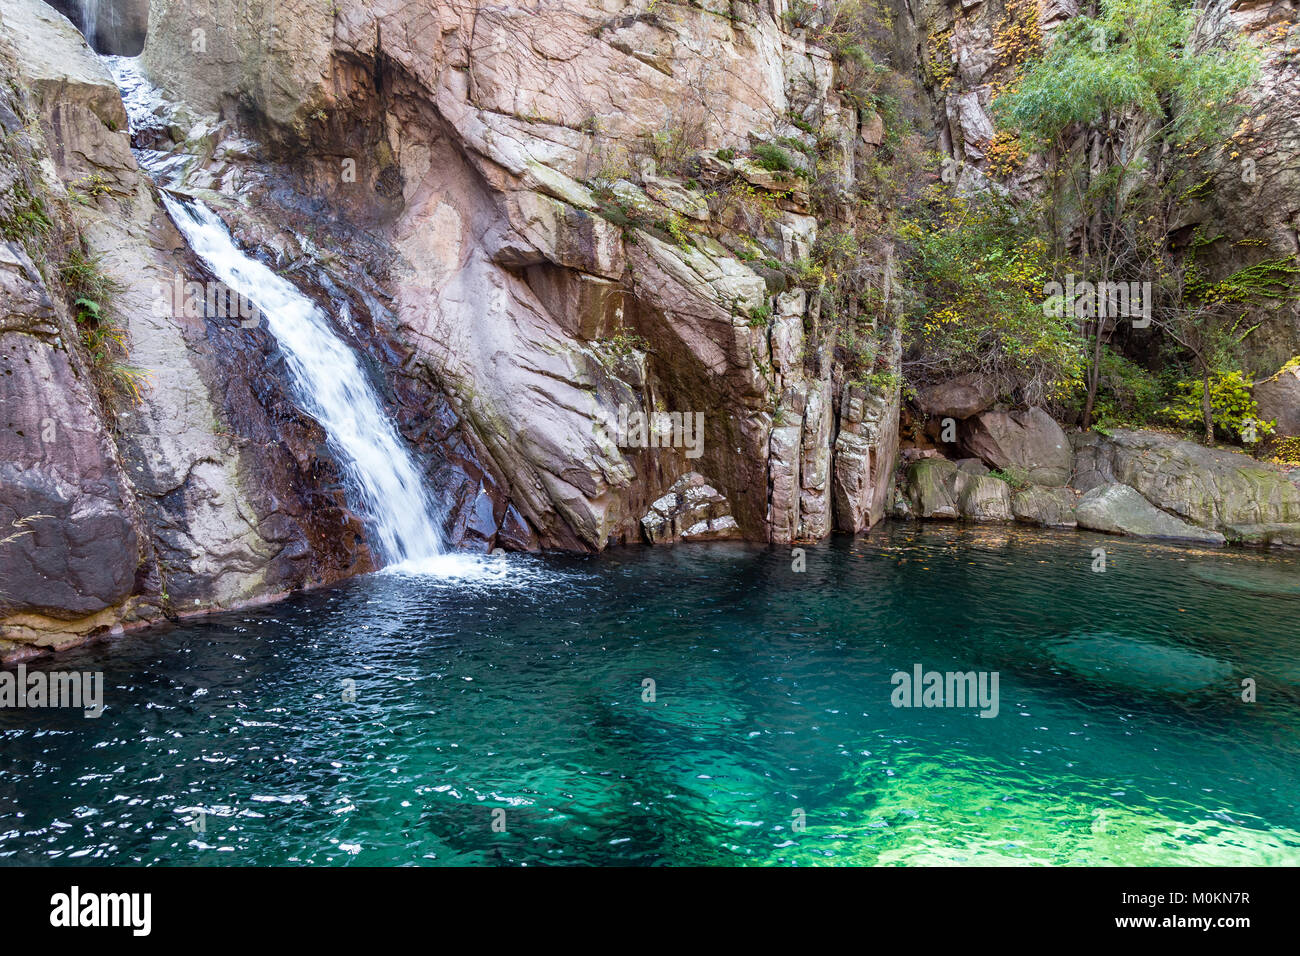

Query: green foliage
1161 370 1274 443
660 212 693 250
1185 252 1300 307
899 188 1084 407
59 248 146 405
1263 435 1300 466
602 328 649 361
988 466 1031 491
752 143 796 173
991 0 1260 437
747 303 773 328
0 180 53 247
1083 348 1167 427
644 119 702 178
996 0 1258 152
848 368 901 394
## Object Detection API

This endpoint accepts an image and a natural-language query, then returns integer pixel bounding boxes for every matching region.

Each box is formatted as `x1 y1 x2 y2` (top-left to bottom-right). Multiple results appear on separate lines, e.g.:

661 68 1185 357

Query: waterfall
80 0 99 47
100 58 448 566
160 194 448 565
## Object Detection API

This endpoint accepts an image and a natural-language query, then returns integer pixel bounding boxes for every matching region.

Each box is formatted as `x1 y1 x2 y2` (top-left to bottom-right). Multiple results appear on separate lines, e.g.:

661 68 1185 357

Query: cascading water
80 0 99 47
103 57 448 567
160 194 448 565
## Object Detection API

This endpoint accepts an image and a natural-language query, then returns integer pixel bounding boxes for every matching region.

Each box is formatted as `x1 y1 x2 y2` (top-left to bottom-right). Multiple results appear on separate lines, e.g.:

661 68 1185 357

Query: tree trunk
1082 320 1105 430
1200 360 1214 443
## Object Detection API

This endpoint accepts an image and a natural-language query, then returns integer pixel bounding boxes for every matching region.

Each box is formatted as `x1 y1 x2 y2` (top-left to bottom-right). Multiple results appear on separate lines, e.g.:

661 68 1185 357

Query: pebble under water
1 524 1298 866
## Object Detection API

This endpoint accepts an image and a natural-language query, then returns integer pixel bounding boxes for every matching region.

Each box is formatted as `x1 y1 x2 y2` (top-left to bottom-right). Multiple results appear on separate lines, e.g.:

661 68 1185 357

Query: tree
994 0 1259 433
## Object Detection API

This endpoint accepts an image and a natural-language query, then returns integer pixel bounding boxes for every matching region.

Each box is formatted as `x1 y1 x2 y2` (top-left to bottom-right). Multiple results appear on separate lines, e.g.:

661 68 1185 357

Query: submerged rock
1047 631 1235 696
1188 563 1300 597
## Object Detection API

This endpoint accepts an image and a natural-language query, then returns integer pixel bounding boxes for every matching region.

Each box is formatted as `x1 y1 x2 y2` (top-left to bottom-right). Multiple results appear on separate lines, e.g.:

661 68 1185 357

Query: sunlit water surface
2 525 1298 866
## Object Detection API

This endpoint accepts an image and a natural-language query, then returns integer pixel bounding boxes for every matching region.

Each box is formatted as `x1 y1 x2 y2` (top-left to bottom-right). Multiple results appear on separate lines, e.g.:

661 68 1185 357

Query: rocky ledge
898 409 1300 548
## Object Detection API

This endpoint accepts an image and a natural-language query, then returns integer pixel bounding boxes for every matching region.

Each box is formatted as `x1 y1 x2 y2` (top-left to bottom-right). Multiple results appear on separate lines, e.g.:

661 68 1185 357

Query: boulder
961 407 1072 486
1071 429 1300 530
956 474 1013 521
1254 362 1300 437
902 458 959 519
916 372 997 420
1011 485 1078 528
641 473 740 544
1075 484 1225 544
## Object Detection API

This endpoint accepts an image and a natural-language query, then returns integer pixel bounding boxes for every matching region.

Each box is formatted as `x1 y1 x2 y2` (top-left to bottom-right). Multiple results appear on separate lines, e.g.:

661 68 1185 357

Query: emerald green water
2 524 1298 865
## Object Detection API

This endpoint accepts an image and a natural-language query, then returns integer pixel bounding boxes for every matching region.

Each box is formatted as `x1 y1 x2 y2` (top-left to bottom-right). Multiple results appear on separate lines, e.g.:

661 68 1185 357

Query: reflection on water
1 525 1297 866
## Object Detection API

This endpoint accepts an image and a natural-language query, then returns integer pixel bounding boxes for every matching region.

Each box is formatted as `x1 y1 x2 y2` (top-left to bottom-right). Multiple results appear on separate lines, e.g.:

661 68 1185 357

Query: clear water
2 525 1297 866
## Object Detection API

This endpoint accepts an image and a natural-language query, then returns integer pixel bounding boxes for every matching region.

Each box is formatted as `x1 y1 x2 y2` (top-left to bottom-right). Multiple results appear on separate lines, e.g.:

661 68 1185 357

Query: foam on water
382 551 579 590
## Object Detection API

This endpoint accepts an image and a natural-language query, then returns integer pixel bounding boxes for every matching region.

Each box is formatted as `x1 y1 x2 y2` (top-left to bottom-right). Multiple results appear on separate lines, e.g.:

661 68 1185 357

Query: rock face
0 0 373 658
832 373 902 534
0 243 140 618
137 0 901 551
1254 362 1300 436
1 0 908 656
1072 429 1300 532
961 407 1072 486
640 473 740 545
1076 484 1226 545
46 0 149 56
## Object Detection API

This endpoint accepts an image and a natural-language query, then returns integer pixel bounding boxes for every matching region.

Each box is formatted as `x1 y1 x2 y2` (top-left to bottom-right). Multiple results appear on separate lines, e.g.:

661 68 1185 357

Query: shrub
752 143 796 173
1083 348 1166 428
899 188 1084 408
1161 370 1274 443
59 248 146 405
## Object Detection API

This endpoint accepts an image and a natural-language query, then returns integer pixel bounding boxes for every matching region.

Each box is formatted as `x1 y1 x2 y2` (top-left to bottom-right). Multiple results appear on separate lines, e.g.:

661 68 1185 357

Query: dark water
2 524 1298 866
